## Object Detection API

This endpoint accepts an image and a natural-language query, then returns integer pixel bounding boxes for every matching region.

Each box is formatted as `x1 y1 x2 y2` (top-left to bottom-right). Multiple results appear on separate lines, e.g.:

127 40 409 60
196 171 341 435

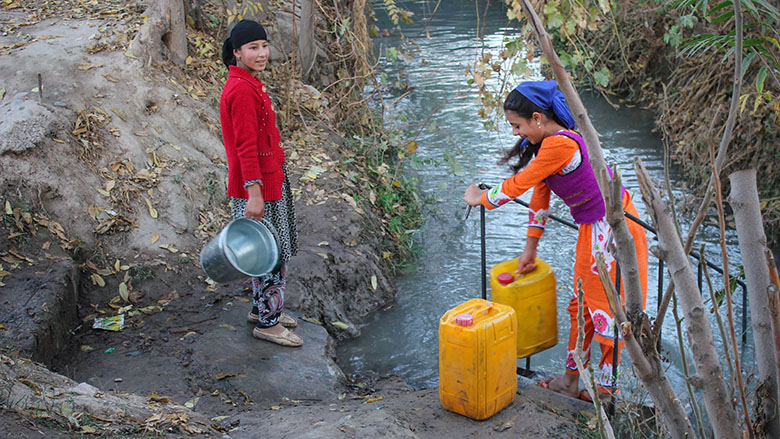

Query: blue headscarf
515 80 576 130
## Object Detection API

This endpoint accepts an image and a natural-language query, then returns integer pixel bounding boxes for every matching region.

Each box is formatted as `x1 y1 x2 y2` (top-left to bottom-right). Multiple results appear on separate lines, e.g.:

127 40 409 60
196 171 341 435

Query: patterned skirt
230 169 298 262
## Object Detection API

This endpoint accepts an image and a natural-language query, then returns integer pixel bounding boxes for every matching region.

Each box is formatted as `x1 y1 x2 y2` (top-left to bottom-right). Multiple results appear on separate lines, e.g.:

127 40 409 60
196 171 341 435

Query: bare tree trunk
597 256 696 438
128 0 188 65
296 0 317 80
184 0 206 30
350 0 371 90
730 169 780 437
636 158 739 439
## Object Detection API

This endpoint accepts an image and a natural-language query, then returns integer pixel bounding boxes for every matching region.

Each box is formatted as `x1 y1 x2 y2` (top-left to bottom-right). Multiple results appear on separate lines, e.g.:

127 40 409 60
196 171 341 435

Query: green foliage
667 0 780 114
664 24 684 46
467 1 618 130
384 0 415 26
385 47 398 63
343 132 422 268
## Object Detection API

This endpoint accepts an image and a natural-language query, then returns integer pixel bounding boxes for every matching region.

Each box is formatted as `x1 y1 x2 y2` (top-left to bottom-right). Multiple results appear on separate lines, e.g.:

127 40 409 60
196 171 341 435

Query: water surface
338 0 747 394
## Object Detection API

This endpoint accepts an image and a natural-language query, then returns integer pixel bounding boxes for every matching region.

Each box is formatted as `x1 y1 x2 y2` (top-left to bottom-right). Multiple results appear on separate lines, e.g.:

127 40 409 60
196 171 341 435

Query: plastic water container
490 257 557 358
439 298 517 420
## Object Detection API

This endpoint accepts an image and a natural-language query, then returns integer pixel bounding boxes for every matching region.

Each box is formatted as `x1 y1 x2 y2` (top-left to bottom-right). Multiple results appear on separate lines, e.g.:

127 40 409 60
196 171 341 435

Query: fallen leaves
77 63 103 70
144 197 158 218
144 412 205 434
118 282 129 302
299 165 325 182
331 321 350 330
90 273 105 287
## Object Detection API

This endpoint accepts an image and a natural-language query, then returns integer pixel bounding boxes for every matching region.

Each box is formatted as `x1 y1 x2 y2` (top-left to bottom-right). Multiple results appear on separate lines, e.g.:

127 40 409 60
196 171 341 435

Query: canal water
337 0 748 395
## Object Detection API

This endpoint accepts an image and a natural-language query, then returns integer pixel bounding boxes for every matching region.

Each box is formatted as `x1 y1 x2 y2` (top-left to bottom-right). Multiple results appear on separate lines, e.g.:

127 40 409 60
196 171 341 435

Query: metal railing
474 183 748 402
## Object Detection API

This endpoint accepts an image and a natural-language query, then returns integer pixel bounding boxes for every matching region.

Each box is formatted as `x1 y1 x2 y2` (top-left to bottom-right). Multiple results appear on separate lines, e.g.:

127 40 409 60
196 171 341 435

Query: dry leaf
216 372 237 380
5 200 12 215
78 64 102 70
151 233 159 244
371 275 378 291
91 273 105 287
104 74 119 83
105 180 116 192
118 282 129 302
144 198 158 218
184 397 199 408
331 321 349 330
88 204 100 219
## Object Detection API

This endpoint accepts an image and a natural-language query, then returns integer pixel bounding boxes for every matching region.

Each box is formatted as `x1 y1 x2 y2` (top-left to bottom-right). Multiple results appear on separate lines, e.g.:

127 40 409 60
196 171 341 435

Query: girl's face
234 39 270 74
505 110 543 144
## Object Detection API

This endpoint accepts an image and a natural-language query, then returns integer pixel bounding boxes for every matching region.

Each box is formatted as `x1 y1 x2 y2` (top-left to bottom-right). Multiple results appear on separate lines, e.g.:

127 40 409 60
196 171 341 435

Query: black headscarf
221 19 267 67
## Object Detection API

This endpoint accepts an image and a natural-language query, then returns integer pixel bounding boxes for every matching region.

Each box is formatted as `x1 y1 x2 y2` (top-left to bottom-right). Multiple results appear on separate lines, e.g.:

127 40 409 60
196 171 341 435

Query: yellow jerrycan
439 298 517 420
490 257 557 358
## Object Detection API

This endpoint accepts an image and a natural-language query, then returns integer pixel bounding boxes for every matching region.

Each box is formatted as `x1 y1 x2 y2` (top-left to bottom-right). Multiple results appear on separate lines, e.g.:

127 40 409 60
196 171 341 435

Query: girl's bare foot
541 374 579 398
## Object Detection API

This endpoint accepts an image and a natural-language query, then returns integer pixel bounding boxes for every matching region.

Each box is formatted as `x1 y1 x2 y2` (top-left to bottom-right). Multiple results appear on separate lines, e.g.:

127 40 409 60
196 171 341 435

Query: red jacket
219 66 285 201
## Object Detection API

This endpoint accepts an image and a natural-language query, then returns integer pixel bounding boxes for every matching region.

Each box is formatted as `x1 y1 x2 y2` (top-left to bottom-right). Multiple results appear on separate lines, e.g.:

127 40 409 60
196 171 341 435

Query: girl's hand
245 183 265 220
516 237 539 273
463 184 484 207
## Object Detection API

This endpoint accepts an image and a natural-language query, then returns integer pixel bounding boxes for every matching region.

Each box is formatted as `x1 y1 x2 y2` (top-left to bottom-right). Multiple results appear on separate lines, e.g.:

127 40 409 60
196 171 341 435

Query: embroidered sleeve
527 182 551 239
480 135 578 211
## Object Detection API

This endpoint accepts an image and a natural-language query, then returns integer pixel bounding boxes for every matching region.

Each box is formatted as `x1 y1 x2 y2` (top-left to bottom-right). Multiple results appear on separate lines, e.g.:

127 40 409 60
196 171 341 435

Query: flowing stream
337 0 748 396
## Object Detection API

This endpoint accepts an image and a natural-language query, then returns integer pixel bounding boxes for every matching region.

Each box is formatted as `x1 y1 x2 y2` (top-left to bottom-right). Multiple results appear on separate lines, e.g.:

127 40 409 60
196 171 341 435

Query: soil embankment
0 1 593 437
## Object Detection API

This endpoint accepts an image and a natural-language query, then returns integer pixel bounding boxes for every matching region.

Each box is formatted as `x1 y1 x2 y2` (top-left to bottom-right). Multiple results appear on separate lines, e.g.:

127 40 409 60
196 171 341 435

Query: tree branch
635 158 739 439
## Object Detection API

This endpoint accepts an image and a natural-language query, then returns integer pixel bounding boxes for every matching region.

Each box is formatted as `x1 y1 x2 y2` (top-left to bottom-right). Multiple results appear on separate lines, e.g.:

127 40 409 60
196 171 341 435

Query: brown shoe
247 310 297 328
252 326 303 347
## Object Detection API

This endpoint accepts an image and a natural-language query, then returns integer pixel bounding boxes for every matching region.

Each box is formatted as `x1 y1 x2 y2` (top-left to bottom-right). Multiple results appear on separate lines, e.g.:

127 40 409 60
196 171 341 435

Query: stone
69 382 99 397
0 98 66 154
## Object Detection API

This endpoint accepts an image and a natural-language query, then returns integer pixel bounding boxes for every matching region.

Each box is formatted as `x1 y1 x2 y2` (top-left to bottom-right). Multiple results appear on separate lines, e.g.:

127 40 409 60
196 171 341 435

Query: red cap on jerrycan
497 272 515 285
455 314 474 326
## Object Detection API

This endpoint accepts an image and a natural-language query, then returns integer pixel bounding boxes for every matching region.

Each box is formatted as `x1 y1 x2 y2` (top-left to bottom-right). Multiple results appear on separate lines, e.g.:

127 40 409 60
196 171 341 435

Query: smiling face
234 39 270 74
505 109 544 144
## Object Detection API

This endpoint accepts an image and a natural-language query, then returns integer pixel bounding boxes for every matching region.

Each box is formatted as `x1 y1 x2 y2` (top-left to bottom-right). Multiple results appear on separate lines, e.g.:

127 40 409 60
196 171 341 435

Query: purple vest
544 131 611 225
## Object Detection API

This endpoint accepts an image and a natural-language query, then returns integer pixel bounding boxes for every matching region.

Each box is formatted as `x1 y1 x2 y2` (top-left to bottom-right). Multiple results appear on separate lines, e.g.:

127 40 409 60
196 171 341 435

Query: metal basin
200 218 279 283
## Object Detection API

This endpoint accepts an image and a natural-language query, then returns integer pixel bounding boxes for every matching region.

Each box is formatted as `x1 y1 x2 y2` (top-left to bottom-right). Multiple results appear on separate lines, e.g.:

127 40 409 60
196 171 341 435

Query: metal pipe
611 262 621 418
480 205 486 301
741 284 747 346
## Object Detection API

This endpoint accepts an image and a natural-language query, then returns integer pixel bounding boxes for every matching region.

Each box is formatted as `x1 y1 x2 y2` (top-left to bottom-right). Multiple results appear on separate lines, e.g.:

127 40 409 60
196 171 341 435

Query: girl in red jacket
220 20 301 347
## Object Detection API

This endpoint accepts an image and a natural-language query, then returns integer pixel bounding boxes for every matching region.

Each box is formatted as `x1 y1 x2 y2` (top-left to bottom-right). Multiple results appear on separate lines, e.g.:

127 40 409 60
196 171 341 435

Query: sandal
539 377 553 389
252 326 303 347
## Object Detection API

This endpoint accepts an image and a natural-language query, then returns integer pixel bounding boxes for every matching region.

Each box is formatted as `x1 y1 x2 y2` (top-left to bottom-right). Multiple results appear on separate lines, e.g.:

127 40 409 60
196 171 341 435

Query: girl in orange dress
463 80 648 399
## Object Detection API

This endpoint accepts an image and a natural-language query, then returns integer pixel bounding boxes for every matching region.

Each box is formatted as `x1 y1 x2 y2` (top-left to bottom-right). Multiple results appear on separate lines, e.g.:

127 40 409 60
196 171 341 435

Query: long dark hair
498 89 566 173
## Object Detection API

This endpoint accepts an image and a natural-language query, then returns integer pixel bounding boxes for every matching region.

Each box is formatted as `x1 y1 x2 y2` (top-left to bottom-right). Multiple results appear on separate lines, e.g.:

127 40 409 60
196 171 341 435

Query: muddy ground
0 2 598 438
